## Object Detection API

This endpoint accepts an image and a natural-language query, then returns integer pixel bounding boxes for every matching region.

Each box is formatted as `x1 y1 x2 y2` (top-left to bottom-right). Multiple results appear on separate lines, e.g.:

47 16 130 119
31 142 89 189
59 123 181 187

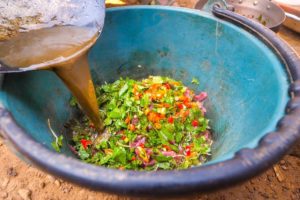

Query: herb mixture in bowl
68 76 212 170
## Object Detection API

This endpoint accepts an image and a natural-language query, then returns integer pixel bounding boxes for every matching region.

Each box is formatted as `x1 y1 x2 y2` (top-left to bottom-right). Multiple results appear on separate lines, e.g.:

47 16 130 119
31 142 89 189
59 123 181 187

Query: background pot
196 0 286 32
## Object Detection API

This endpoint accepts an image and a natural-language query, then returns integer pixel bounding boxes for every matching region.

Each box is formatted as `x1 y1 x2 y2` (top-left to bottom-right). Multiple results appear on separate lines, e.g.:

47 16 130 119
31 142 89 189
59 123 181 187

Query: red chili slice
186 145 191 156
168 116 174 123
89 123 95 129
164 83 171 89
81 139 92 150
177 103 184 110
192 120 198 127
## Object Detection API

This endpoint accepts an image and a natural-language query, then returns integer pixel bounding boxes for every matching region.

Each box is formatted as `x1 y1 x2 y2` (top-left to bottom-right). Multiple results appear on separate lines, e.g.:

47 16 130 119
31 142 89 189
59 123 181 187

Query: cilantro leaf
51 135 64 153
191 77 200 85
119 83 129 96
108 108 122 119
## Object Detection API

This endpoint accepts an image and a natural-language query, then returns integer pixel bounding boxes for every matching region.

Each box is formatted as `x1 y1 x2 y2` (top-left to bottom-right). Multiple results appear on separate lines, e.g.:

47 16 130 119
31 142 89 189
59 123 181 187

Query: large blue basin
0 6 299 196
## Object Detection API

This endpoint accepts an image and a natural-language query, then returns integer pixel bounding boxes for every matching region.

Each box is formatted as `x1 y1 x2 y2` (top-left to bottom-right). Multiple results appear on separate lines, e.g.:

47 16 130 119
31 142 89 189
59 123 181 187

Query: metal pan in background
273 0 300 33
195 0 286 32
284 12 300 33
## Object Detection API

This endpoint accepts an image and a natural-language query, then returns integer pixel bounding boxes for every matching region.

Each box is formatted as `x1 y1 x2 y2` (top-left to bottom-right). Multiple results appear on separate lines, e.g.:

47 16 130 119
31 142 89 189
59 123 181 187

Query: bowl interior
0 7 289 165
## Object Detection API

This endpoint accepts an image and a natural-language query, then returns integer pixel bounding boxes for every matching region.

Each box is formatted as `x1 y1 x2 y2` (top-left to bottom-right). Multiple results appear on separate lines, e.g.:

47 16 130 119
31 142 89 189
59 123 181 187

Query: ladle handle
212 4 300 94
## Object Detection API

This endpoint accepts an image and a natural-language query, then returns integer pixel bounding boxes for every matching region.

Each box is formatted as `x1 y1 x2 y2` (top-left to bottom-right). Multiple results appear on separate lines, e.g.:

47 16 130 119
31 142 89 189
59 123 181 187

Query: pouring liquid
0 26 104 132
54 54 104 132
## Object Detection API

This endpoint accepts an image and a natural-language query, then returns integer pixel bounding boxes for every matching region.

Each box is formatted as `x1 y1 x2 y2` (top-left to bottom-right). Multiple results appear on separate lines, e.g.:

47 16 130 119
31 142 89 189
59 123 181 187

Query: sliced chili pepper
154 123 162 129
163 144 172 151
158 113 165 119
89 123 95 129
80 139 92 150
179 96 187 101
125 116 131 124
133 84 138 93
172 81 180 86
164 83 171 89
139 143 145 148
136 146 149 163
177 103 184 110
192 120 199 127
156 93 163 98
164 103 171 108
148 112 164 123
148 112 156 122
144 108 150 115
128 124 136 131
168 116 174 123
186 145 191 156
104 149 113 155
183 110 190 118
183 98 192 108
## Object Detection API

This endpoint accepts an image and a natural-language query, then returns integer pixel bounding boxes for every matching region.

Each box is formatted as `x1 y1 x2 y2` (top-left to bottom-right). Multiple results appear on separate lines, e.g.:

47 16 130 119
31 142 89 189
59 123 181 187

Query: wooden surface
278 27 300 55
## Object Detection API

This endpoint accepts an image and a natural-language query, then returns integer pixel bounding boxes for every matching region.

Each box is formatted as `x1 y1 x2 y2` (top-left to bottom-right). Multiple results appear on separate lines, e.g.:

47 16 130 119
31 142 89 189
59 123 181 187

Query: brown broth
0 26 104 131
54 54 103 132
0 26 98 70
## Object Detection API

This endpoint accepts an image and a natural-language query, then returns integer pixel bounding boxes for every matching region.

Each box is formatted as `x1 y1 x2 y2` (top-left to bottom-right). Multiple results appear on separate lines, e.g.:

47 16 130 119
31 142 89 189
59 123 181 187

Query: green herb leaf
119 83 129 96
108 108 122 119
157 162 171 169
51 135 63 152
191 77 200 85
104 117 112 125
100 154 113 165
154 154 172 162
113 147 127 165
69 97 77 107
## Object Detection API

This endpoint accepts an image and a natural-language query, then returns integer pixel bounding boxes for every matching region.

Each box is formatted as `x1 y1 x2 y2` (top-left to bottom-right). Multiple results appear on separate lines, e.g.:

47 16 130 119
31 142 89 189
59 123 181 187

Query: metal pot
274 0 300 33
196 0 286 32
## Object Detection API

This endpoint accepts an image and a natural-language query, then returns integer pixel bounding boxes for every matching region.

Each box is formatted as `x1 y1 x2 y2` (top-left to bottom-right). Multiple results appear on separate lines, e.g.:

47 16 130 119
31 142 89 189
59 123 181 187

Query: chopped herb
69 97 77 107
68 76 212 170
257 14 263 22
191 77 200 85
48 119 64 152
256 14 268 26
51 135 64 152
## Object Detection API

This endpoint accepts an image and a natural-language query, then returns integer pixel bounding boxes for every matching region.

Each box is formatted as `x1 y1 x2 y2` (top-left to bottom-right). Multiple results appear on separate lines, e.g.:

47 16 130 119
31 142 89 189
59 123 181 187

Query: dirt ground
1 1 300 200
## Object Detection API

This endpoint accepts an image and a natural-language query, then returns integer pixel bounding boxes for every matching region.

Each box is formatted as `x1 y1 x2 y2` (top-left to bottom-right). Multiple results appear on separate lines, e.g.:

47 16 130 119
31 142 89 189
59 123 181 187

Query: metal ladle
195 0 286 32
0 0 105 72
0 0 106 138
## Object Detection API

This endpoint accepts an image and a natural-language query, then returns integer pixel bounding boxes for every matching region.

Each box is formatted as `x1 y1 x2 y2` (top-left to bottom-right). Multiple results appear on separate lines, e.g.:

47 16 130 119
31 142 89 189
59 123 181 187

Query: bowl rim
1 5 300 197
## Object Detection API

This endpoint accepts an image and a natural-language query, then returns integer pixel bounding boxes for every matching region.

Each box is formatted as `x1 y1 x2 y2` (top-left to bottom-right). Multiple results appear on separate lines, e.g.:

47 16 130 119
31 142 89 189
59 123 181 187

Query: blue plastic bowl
0 6 300 196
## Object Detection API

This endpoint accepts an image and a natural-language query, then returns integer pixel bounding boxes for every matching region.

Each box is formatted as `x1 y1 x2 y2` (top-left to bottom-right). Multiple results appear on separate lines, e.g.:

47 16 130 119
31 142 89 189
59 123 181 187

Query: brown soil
1 1 300 200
